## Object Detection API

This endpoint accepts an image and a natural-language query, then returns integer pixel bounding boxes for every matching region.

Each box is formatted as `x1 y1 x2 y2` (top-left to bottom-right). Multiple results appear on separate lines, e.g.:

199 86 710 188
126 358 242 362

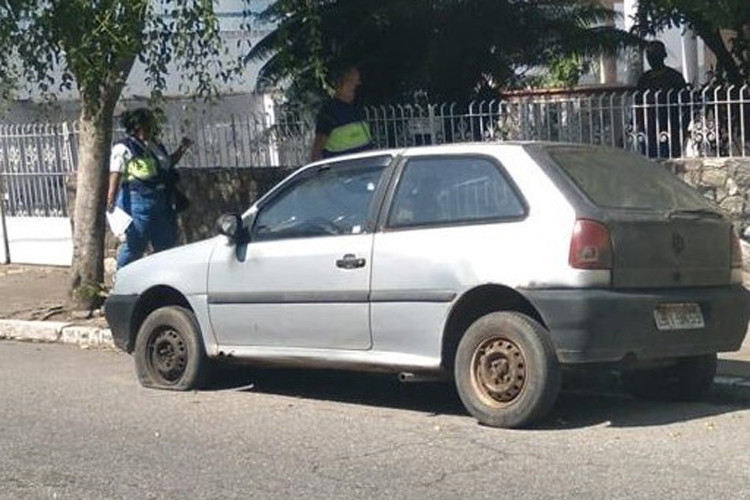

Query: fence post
0 173 10 264
263 93 280 166
230 114 239 168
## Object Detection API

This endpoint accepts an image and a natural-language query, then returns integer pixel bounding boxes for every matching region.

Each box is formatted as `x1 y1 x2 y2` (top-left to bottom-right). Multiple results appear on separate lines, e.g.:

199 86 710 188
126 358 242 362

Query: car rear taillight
569 219 613 270
730 229 743 269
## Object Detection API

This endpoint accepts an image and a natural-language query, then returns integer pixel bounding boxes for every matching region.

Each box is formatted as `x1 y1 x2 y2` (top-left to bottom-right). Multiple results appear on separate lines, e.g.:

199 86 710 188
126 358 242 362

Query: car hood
111 237 220 296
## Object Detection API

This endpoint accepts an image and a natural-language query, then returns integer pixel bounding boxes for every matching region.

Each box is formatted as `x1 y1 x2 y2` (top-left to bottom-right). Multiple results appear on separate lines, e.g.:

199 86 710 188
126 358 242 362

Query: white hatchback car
106 142 749 428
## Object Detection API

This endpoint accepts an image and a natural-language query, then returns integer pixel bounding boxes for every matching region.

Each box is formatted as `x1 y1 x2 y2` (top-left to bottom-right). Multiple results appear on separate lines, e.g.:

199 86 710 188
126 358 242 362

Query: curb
710 376 750 403
564 366 750 404
0 319 115 349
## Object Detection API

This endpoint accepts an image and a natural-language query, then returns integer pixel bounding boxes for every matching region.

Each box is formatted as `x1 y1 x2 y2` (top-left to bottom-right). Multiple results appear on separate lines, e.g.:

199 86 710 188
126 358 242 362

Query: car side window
388 156 525 228
253 159 388 241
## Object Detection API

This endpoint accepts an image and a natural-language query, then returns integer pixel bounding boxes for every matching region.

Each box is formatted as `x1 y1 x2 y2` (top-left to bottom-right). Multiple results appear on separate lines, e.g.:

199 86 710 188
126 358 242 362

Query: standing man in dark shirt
637 41 686 91
310 65 374 161
636 41 688 158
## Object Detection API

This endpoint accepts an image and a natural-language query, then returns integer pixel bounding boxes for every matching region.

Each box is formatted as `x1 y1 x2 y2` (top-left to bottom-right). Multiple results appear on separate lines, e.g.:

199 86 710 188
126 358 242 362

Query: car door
370 154 528 357
207 155 391 349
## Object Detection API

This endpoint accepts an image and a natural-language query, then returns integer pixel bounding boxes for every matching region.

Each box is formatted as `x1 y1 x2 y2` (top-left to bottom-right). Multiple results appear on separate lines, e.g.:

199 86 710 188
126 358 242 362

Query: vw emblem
672 232 685 255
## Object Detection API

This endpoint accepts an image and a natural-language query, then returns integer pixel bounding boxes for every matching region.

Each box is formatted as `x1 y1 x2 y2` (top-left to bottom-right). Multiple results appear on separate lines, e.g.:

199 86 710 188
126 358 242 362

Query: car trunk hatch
609 215 731 288
544 145 734 289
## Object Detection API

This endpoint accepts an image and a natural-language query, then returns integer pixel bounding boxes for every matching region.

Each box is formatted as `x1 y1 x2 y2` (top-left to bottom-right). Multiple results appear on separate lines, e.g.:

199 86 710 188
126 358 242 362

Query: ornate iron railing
1 85 748 216
0 123 75 217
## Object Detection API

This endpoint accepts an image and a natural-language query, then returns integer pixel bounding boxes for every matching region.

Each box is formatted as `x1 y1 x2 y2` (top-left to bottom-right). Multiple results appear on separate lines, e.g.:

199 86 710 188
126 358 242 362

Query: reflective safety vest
119 137 167 187
324 121 373 155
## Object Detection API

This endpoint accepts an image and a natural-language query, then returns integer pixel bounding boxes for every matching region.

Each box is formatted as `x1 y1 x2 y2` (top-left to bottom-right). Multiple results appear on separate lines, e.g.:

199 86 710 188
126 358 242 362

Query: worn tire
134 306 209 391
621 354 717 401
454 312 561 429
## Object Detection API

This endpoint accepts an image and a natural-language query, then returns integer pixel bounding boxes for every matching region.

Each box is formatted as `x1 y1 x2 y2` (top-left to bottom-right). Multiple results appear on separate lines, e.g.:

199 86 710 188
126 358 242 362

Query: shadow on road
207 363 748 430
209 364 467 417
537 390 746 430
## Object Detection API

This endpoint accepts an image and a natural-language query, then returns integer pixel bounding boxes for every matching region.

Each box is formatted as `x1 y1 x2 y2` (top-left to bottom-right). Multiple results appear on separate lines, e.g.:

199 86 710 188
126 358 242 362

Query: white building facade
3 0 275 123
593 0 708 87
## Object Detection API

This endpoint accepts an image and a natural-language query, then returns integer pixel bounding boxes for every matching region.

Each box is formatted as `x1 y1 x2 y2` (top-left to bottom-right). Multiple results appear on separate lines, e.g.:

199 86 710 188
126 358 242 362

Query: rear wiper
666 208 723 219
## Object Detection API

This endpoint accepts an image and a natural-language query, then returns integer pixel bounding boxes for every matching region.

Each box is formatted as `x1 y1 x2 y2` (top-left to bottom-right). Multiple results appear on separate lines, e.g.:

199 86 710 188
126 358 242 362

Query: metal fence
158 113 288 169
1 85 749 217
0 123 76 217
364 85 750 159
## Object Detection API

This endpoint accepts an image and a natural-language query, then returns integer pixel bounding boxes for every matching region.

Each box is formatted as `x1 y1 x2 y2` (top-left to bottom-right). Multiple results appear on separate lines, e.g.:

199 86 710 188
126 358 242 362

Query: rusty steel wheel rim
470 336 526 407
147 327 188 384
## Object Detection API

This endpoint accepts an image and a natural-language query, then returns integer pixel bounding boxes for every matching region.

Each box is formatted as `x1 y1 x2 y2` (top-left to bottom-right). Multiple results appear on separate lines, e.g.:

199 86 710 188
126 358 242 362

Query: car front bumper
524 285 750 364
104 294 139 352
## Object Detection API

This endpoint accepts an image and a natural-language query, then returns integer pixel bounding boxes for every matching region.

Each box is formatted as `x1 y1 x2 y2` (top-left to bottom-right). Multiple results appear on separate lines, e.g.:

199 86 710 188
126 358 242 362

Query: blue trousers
116 187 178 268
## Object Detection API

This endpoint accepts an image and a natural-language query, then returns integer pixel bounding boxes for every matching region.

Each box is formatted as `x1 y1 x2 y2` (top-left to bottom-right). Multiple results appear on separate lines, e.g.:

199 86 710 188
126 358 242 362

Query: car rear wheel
621 354 717 401
454 312 561 429
134 306 209 391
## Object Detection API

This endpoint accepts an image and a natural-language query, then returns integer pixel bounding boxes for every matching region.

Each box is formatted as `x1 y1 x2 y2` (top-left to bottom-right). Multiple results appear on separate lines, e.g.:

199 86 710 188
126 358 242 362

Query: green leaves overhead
246 0 638 102
0 0 254 112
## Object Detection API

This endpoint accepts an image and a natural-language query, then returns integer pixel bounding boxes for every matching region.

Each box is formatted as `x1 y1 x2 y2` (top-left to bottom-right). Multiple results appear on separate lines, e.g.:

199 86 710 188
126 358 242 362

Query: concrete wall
175 166 295 244
0 217 72 266
161 158 750 246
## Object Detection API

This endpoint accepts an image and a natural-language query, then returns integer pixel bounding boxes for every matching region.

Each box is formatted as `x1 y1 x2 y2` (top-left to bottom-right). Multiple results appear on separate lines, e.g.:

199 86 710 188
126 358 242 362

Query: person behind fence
310 65 374 161
636 40 688 158
106 108 193 268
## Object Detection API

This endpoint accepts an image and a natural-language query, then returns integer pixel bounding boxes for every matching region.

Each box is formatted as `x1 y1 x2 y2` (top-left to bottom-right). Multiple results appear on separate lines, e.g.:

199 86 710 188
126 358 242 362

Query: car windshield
547 147 718 212
252 156 390 239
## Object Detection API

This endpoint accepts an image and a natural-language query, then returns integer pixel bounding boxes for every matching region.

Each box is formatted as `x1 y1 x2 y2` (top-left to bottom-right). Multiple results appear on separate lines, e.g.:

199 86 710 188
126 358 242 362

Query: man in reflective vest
310 66 374 161
106 108 192 268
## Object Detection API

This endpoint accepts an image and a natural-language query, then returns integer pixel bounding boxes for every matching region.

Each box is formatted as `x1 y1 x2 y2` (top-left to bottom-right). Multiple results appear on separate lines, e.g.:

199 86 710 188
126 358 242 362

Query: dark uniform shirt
636 66 687 158
637 67 686 91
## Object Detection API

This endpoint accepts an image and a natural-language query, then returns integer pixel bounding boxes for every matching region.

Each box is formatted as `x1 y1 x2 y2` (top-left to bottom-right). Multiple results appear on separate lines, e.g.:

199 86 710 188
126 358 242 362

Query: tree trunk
69 101 116 311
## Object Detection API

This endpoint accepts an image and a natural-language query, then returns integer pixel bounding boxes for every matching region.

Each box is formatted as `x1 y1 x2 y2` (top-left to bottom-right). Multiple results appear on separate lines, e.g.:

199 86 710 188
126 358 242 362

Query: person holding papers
106 108 192 268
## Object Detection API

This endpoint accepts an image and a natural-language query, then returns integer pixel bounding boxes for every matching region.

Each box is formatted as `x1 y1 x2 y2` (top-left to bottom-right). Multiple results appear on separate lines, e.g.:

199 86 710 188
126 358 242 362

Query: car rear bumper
524 285 750 364
104 294 139 352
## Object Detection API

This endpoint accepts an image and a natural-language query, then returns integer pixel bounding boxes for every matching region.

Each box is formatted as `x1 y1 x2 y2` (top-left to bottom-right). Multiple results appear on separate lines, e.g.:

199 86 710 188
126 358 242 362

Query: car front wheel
134 306 209 391
454 312 561 429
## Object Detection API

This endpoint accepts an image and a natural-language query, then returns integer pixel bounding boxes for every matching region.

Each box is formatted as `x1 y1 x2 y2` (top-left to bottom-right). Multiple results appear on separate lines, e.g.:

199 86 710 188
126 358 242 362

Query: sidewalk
1 264 749 400
0 264 112 347
713 334 750 401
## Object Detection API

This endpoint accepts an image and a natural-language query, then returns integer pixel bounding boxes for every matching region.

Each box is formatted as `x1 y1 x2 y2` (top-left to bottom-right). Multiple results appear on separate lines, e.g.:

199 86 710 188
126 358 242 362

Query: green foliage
0 0 254 113
72 281 107 302
542 55 593 89
635 0 750 84
246 0 639 102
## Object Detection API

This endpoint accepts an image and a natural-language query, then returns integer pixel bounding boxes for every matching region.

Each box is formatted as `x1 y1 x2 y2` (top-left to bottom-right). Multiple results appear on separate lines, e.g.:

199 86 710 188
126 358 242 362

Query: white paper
106 206 132 237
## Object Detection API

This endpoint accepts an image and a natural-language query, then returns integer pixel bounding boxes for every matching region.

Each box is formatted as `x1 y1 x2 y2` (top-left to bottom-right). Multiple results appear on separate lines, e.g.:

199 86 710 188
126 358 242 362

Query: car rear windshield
547 147 717 211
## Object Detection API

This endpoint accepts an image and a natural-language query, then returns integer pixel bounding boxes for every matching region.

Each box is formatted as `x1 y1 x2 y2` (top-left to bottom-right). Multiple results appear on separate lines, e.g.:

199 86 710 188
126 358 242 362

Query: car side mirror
216 213 244 242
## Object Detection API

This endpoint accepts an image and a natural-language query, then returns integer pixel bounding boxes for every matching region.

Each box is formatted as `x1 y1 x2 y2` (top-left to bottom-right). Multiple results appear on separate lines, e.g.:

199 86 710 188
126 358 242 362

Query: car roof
307 141 612 167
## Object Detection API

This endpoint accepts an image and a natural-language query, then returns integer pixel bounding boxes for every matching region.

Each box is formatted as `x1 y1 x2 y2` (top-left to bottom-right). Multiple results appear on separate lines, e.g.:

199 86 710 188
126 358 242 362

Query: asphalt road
2 341 750 500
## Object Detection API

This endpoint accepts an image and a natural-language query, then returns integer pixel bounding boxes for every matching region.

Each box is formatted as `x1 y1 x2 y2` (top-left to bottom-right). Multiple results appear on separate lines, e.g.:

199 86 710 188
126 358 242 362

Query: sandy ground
0 265 106 325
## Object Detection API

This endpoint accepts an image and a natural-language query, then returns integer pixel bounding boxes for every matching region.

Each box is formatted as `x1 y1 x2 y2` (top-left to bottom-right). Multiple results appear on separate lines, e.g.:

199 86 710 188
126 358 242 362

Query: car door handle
336 254 366 269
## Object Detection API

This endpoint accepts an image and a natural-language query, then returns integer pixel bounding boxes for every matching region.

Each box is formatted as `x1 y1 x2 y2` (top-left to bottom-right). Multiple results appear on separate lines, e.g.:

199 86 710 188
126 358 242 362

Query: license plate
653 303 705 331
